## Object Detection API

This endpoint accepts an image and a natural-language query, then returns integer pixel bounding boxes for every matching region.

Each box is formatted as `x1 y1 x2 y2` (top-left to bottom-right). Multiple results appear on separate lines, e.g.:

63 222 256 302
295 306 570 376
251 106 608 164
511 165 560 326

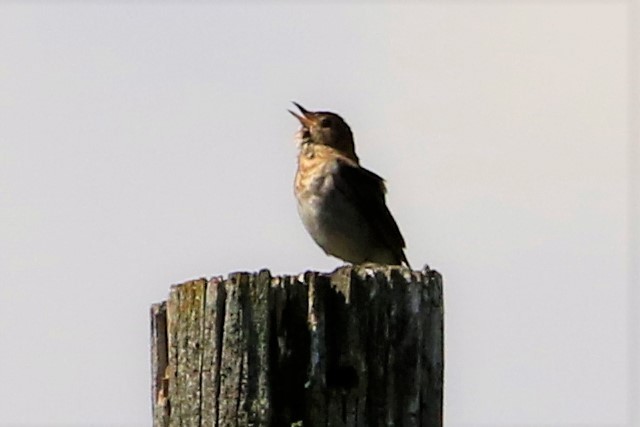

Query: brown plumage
290 102 410 267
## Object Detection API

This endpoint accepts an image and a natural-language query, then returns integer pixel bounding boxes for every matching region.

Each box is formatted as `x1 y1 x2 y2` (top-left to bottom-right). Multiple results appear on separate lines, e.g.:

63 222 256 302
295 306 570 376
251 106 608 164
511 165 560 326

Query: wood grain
151 265 443 427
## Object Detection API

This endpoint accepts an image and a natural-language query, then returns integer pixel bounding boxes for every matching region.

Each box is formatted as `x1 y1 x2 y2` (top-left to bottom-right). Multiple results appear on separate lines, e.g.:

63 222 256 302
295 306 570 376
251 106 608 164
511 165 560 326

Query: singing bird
290 103 410 267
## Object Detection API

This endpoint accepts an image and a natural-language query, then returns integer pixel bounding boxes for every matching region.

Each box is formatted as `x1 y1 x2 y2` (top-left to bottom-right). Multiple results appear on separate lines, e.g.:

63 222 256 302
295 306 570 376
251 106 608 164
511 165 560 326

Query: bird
289 102 410 267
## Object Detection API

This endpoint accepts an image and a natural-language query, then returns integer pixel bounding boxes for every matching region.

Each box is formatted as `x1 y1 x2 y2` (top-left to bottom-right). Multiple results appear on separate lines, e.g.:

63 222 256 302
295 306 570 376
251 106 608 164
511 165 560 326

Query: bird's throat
300 142 358 164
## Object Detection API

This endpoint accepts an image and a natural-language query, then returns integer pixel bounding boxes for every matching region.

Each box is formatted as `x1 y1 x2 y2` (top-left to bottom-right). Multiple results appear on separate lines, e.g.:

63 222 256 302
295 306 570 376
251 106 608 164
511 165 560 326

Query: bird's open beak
288 102 315 128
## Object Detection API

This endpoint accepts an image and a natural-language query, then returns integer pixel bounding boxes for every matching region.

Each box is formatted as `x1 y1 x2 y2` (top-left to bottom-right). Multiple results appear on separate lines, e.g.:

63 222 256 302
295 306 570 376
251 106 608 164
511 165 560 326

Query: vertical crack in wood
270 274 309 426
427 268 444 426
218 273 245 426
166 285 180 427
198 285 207 427
236 273 249 427
305 271 329 426
213 278 226 427
200 276 227 427
249 269 272 424
151 302 169 427
384 269 398 426
398 268 422 427
269 275 285 425
360 268 386 426
235 350 245 427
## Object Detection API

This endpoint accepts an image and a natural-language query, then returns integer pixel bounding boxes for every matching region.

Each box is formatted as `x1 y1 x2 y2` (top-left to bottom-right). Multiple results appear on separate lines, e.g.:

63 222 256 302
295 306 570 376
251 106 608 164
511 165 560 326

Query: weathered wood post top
151 264 443 427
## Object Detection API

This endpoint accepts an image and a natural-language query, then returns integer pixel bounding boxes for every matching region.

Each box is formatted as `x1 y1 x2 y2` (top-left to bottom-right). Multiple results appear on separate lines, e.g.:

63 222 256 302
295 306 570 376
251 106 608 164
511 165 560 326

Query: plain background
1 2 638 426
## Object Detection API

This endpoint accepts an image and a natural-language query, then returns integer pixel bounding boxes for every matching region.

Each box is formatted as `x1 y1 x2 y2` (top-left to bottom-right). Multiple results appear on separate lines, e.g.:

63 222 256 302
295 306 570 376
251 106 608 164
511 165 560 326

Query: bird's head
289 102 358 163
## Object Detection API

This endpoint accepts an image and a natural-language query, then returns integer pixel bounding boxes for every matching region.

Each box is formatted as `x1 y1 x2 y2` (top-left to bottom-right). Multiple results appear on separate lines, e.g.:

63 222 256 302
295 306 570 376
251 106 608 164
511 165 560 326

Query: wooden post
150 265 443 427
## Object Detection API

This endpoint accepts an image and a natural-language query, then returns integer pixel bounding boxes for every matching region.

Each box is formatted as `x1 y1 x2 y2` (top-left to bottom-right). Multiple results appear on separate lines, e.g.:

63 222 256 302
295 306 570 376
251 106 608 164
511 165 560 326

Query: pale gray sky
0 2 637 426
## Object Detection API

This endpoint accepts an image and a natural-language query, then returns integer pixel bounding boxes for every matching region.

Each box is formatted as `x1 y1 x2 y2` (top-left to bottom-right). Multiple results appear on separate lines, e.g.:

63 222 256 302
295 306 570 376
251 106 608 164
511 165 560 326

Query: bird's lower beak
288 102 315 128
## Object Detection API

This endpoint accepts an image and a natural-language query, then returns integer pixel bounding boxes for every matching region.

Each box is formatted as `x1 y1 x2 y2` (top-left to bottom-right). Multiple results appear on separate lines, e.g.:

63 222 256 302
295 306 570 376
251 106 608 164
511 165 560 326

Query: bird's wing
332 157 410 267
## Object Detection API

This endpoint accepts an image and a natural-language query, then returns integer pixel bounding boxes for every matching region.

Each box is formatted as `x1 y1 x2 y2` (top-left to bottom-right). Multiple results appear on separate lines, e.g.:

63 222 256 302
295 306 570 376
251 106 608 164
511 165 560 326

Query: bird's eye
320 118 332 128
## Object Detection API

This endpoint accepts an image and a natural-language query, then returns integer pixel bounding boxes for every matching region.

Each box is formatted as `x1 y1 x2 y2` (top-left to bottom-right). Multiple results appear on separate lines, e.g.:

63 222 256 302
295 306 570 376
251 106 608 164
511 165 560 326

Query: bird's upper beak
288 102 315 128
